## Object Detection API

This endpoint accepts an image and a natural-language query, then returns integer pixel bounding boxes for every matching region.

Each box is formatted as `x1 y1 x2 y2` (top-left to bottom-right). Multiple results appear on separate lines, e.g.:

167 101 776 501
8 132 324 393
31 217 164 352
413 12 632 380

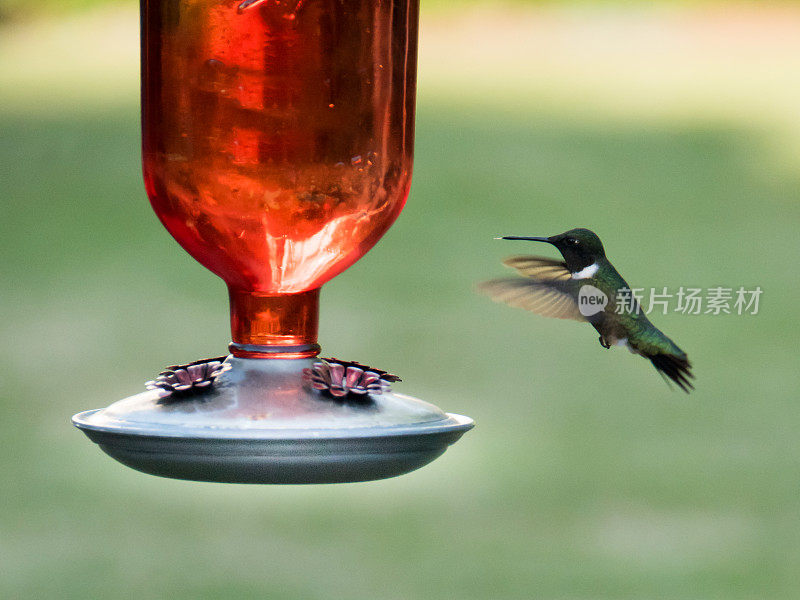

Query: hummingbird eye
566 238 579 246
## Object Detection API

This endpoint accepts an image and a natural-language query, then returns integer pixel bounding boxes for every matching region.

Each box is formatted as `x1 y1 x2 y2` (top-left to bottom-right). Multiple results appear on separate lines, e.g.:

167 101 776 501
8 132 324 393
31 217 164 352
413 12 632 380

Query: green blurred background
2 1 800 598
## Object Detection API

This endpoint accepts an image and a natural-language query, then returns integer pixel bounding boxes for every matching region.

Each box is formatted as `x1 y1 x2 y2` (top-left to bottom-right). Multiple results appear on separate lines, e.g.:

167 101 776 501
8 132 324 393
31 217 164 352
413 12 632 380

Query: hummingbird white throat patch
577 285 608 316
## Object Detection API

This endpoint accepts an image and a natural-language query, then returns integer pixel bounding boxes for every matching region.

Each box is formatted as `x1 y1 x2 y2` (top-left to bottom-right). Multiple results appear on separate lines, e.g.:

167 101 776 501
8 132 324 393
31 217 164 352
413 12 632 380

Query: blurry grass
3 4 800 599
2 99 800 599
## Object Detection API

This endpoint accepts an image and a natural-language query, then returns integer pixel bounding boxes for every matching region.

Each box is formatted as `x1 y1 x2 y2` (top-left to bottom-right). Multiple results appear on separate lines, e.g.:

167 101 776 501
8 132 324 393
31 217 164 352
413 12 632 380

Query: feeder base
72 356 473 484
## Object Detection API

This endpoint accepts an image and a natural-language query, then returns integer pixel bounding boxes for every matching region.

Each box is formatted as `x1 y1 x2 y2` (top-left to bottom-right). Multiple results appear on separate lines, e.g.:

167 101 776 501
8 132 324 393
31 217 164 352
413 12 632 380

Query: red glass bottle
141 0 419 357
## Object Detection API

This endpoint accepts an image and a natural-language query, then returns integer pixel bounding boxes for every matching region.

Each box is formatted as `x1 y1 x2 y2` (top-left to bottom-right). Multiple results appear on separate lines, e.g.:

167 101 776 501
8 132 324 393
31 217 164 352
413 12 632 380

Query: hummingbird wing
478 255 585 321
502 256 573 282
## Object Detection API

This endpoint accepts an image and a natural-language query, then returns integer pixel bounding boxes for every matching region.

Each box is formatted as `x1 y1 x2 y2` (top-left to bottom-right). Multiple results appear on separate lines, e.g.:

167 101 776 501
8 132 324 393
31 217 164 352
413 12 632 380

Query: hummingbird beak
495 236 553 244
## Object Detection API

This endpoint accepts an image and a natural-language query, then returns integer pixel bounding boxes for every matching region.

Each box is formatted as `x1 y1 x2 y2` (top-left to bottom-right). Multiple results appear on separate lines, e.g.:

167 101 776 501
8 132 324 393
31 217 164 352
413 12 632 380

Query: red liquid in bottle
141 0 419 355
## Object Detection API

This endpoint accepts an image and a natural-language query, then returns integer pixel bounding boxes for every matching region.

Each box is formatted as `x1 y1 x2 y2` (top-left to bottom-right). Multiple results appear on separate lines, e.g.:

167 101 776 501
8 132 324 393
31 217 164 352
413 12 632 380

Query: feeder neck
228 288 320 359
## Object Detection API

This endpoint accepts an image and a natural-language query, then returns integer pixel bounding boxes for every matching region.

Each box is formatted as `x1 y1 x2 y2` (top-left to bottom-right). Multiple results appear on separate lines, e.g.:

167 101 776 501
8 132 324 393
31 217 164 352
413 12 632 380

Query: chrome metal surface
72 356 473 484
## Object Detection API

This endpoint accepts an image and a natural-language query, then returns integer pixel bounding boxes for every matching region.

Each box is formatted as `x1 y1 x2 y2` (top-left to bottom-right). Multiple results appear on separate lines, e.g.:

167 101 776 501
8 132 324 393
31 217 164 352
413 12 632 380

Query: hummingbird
478 228 694 392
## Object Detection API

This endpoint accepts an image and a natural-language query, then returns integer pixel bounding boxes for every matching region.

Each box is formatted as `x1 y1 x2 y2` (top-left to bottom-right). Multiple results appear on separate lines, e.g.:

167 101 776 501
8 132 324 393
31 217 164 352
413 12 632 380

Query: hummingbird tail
649 352 694 393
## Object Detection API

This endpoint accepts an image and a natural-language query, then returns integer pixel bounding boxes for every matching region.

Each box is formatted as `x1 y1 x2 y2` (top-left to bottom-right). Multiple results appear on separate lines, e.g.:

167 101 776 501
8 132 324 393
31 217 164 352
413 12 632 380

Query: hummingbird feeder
72 0 473 484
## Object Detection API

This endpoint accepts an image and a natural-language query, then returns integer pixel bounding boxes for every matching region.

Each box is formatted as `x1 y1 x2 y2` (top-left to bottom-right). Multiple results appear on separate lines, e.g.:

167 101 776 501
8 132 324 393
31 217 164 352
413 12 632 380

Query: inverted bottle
141 0 419 356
